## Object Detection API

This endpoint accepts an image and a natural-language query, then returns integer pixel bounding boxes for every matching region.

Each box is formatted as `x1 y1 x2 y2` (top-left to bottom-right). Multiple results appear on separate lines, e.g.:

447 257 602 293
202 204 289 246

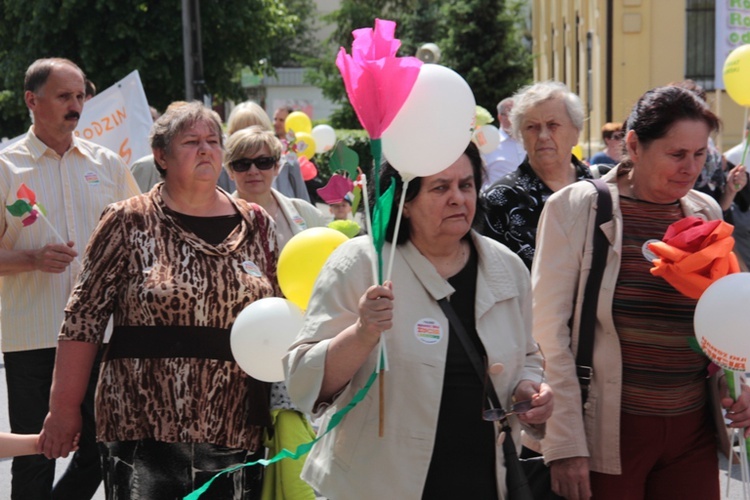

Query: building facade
532 0 746 155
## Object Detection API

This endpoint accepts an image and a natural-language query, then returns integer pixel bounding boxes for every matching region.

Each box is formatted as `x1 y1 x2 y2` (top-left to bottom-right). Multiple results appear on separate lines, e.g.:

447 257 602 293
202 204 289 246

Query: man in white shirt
0 58 140 499
481 97 526 191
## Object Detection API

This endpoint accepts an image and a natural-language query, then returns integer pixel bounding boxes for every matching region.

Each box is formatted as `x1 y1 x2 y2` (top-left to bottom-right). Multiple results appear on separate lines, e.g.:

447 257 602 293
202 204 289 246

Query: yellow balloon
277 228 349 310
285 111 312 135
294 132 317 160
572 144 583 161
724 44 750 107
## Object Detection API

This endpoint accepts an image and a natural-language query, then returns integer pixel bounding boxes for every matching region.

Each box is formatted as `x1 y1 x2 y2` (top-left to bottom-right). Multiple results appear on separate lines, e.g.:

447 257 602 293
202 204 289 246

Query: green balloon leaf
329 142 359 179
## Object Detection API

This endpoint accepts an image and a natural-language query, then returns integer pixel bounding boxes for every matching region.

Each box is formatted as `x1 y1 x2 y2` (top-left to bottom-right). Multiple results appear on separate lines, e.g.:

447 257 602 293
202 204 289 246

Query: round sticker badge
291 214 308 229
242 261 262 277
414 318 443 345
642 239 661 263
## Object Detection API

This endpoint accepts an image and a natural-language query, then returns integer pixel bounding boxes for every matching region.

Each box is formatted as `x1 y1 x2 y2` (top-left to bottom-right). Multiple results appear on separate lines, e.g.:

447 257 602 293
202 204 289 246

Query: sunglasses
230 156 278 172
611 132 625 140
481 356 535 426
482 399 533 423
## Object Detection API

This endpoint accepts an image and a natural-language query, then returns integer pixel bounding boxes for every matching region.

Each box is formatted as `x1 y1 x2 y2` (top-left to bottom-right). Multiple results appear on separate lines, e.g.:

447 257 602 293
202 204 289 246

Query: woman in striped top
532 86 750 500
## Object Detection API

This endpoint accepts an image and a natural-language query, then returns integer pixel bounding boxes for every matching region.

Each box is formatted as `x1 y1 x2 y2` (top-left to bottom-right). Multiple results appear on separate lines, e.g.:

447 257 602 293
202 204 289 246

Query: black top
173 212 242 244
482 155 593 269
422 242 498 500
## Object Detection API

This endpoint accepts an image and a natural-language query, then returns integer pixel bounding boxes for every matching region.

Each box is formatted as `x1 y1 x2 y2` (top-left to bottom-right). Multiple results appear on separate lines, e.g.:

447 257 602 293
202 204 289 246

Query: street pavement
0 357 746 499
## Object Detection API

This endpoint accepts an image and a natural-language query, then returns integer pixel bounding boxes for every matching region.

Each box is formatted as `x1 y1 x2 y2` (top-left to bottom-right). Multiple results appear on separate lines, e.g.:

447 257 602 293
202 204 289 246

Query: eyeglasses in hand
482 399 533 422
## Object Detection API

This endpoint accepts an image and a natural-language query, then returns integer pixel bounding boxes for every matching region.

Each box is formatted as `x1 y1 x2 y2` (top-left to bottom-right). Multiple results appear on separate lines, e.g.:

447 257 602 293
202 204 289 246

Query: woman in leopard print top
40 102 279 499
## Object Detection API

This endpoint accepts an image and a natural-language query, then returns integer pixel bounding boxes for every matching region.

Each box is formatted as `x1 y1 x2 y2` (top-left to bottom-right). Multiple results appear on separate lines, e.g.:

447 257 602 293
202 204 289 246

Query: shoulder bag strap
576 178 613 407
437 297 503 412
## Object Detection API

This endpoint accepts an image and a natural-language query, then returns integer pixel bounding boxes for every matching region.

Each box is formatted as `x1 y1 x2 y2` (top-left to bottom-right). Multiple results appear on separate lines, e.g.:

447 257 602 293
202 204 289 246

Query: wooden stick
379 367 385 437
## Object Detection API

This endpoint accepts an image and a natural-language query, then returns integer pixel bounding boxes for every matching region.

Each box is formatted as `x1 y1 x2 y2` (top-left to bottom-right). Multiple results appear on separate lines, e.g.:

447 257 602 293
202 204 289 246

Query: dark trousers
590 408 719 500
4 347 102 500
100 439 264 500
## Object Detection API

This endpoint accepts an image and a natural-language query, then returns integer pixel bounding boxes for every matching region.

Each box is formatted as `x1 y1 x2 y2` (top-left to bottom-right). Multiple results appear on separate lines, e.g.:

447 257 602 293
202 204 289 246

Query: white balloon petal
381 64 476 179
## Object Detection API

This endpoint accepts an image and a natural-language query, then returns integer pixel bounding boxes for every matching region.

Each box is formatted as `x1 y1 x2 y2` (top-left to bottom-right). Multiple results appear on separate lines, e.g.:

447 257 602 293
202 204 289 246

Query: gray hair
510 81 584 138
149 101 224 176
225 126 282 174
496 97 513 117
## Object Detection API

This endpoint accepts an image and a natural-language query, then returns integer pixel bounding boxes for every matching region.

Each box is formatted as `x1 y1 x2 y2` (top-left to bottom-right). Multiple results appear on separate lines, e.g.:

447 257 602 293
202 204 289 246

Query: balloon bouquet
281 111 338 181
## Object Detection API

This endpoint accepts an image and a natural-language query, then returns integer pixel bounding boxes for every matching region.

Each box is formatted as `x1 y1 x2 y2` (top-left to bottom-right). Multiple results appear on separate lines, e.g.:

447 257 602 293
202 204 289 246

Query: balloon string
385 178 409 282
358 172 379 287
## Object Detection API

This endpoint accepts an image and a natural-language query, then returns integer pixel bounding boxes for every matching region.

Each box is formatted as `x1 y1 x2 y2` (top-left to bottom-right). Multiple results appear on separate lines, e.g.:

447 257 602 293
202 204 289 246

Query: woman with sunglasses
226 125 326 500
40 102 278 498
285 142 553 500
589 122 624 167
226 126 327 248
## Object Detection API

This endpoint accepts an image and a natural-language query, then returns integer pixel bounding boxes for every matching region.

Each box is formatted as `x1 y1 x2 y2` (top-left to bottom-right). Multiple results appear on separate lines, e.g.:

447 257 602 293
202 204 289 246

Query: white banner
1 70 152 166
73 70 152 165
715 1 750 89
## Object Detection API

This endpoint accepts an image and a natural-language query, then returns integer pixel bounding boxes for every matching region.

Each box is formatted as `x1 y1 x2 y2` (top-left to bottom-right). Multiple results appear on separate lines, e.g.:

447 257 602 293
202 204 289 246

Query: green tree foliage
437 0 532 114
270 0 320 66
306 0 532 129
0 0 299 137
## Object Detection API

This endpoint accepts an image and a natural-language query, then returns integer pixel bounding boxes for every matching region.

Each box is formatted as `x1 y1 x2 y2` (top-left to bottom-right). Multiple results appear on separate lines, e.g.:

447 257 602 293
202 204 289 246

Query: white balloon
473 124 500 154
312 124 337 153
381 64 476 180
230 297 304 382
694 273 750 372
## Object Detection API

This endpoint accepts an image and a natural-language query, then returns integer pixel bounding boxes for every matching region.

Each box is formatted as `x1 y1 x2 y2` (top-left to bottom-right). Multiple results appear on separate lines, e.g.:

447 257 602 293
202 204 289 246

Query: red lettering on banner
119 138 132 165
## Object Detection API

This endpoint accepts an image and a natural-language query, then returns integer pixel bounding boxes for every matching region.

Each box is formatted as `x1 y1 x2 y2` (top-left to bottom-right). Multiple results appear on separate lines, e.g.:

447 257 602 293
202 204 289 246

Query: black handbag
437 299 559 500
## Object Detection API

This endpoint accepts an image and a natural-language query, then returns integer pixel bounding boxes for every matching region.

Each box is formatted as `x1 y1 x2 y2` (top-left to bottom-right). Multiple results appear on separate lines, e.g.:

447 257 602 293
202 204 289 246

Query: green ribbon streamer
727 369 738 400
371 178 395 284
370 138 382 202
184 368 380 499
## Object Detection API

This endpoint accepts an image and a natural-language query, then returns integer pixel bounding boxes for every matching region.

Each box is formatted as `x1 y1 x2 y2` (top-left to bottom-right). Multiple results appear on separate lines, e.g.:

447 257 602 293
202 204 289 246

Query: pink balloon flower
336 18 422 139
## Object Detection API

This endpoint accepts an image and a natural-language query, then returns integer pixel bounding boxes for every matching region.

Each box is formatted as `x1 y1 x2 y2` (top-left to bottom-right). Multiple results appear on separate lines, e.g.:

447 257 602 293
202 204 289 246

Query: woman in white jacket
285 142 553 499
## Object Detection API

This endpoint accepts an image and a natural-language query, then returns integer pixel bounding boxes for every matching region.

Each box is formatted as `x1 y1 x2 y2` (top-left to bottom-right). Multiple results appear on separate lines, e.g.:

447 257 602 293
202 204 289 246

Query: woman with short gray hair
482 81 592 269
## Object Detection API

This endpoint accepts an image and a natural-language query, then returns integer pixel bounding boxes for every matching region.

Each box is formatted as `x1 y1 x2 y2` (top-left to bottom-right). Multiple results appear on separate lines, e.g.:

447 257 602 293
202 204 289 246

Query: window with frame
685 0 715 90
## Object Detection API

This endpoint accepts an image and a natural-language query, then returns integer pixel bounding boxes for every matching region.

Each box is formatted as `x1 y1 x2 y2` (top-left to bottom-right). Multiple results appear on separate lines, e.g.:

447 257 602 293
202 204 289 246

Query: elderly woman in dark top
482 81 593 269
39 101 278 499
